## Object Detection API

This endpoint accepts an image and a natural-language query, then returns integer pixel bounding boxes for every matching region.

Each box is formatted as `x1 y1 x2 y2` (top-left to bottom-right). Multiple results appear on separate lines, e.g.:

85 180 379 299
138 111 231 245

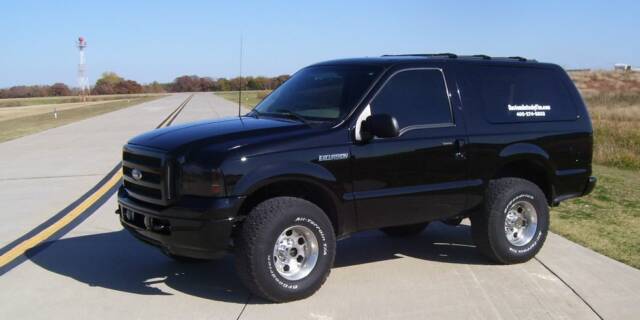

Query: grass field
215 90 270 109
0 93 163 108
551 165 640 269
0 96 159 143
570 71 640 170
552 71 640 269
0 99 138 122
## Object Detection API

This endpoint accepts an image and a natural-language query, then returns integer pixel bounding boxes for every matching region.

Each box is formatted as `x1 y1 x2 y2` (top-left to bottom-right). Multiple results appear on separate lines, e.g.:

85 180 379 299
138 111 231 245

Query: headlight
180 163 226 197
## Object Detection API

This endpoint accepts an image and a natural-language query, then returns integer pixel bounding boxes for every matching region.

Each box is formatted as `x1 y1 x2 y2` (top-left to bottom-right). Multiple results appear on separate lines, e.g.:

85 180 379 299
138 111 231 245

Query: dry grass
0 96 160 143
0 94 164 108
569 71 640 170
570 70 640 96
0 99 133 122
215 90 271 110
550 72 640 270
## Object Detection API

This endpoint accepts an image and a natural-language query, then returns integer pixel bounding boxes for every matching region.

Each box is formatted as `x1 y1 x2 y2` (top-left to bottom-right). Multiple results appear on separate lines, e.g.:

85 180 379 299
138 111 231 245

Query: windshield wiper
248 109 262 118
271 109 310 124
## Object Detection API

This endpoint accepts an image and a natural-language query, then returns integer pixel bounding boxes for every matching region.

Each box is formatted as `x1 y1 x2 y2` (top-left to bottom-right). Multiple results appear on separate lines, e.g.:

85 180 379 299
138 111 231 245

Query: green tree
144 81 166 93
98 72 124 86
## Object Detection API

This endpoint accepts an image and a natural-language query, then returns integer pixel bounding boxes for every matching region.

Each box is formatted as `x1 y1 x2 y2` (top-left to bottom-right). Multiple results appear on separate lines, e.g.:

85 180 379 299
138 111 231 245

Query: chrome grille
122 145 174 205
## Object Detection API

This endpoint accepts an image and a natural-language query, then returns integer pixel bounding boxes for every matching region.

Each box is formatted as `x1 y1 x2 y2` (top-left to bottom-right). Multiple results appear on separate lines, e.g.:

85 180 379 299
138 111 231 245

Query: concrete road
1 93 639 319
0 93 191 248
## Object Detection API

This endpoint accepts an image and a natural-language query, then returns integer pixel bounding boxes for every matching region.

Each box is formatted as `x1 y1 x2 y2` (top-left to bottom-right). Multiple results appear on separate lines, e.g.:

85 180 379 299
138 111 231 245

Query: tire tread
471 177 548 264
235 197 334 302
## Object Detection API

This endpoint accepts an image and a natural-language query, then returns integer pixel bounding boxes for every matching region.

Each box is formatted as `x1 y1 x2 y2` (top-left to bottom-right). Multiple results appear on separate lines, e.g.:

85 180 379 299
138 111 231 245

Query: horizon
1 0 639 88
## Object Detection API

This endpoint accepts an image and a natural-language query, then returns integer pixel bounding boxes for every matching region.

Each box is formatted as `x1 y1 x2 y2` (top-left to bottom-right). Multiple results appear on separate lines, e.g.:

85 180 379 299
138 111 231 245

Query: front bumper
117 186 244 259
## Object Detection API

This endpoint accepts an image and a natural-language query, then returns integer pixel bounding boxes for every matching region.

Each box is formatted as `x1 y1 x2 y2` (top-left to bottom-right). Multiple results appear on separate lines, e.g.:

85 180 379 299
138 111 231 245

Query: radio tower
77 37 88 101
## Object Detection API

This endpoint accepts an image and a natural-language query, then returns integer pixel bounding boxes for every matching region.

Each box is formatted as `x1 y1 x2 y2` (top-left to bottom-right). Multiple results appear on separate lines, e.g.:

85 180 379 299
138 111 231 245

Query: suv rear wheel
471 178 549 264
235 197 336 302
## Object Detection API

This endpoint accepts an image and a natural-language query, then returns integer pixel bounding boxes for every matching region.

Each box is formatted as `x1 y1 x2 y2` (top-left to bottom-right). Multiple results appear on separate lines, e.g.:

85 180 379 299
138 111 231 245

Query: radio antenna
238 35 243 118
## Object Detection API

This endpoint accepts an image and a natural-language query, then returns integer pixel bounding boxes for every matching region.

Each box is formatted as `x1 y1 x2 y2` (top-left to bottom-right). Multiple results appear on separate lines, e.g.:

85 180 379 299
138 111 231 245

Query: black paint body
118 56 596 259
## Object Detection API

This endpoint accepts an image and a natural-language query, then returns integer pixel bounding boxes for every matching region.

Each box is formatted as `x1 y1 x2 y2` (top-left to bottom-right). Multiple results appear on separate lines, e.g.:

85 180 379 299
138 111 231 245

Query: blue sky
1 0 638 87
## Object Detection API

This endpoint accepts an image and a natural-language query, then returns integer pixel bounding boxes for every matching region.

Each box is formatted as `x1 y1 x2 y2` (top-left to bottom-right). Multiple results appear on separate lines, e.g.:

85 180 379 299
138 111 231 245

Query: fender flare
497 143 557 198
231 161 344 230
499 143 551 164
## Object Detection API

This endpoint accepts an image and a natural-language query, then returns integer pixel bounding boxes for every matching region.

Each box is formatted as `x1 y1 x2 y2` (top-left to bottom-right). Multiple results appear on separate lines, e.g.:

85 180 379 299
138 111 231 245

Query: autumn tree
171 75 202 92
49 83 71 96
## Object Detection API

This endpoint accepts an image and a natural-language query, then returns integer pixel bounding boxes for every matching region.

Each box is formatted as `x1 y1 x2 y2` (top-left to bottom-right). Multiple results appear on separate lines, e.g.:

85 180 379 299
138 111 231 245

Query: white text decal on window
507 104 551 117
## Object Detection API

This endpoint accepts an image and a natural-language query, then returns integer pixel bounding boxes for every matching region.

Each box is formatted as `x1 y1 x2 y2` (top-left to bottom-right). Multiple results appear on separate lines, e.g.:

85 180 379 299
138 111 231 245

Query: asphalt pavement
1 93 639 320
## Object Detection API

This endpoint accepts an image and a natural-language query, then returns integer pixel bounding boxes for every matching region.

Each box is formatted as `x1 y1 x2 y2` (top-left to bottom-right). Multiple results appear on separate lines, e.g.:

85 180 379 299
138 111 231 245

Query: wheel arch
233 165 344 235
494 143 556 204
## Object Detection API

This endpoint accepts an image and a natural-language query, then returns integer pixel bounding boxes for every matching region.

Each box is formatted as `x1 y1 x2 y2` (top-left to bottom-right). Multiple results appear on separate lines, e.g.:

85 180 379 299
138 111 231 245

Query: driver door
349 67 469 230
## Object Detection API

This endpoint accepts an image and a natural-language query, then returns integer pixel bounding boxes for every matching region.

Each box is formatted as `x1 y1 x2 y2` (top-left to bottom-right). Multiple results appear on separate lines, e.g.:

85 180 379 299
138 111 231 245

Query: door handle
454 139 466 160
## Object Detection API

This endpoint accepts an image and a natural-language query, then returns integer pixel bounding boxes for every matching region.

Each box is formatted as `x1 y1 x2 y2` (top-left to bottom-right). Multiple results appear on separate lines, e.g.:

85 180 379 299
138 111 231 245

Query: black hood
128 116 308 152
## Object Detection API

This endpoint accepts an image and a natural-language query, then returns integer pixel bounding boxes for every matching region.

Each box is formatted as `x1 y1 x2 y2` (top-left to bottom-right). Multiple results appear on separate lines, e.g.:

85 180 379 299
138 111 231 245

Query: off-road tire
380 222 429 237
235 197 336 302
471 177 549 264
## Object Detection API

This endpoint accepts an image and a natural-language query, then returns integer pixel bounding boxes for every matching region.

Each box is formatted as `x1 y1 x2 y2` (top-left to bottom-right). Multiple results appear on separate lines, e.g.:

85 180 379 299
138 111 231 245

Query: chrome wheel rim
272 225 319 281
504 200 538 246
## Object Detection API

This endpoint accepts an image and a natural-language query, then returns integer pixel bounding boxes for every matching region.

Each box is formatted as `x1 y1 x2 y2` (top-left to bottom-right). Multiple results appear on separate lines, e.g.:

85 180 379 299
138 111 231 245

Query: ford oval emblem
131 169 143 181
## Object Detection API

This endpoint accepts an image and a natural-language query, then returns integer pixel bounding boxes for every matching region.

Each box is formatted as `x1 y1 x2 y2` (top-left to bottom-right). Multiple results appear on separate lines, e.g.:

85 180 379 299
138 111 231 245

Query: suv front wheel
235 197 336 302
471 178 549 264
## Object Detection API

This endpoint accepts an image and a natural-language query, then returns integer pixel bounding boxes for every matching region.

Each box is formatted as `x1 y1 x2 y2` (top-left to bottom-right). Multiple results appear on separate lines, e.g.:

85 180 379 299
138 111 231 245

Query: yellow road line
165 94 193 126
157 94 192 128
0 94 192 270
0 171 123 268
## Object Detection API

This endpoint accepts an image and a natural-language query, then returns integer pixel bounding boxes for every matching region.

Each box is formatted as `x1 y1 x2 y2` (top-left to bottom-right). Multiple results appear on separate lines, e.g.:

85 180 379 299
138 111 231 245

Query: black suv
117 54 596 302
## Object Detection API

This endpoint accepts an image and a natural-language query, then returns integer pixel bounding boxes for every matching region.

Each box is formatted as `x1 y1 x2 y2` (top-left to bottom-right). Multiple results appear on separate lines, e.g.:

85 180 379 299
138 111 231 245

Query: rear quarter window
470 66 577 123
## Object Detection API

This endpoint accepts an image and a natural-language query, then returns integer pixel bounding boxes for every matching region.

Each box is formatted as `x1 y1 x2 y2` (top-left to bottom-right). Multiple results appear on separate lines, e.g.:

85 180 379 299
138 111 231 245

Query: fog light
144 216 153 230
124 208 135 221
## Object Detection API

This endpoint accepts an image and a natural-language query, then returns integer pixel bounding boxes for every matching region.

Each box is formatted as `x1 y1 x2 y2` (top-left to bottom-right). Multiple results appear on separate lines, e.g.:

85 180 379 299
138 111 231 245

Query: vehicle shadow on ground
334 222 489 268
26 222 489 304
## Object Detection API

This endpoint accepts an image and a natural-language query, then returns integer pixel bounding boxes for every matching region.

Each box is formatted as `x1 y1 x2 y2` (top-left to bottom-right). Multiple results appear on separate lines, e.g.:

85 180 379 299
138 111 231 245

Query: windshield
253 65 382 122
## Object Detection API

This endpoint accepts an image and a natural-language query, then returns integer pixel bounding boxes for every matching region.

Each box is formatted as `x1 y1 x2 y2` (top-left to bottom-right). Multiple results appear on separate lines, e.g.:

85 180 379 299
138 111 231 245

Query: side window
370 69 452 129
472 66 577 123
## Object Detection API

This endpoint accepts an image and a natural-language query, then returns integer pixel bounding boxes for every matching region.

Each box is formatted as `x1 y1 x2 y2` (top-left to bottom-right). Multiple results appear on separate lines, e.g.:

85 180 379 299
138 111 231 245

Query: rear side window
370 69 452 129
471 66 576 123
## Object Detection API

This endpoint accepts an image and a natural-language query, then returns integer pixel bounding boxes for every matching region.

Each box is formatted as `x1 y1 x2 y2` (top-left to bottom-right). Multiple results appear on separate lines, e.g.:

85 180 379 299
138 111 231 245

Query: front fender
231 160 338 197
228 160 351 234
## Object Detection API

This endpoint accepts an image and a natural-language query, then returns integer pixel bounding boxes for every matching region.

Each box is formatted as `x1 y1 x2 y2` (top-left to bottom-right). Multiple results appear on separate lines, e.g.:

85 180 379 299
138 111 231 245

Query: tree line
0 83 74 99
0 72 290 99
169 75 290 92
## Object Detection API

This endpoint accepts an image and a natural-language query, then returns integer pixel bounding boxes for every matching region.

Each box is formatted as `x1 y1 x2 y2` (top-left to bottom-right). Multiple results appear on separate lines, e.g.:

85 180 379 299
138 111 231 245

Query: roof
311 53 543 68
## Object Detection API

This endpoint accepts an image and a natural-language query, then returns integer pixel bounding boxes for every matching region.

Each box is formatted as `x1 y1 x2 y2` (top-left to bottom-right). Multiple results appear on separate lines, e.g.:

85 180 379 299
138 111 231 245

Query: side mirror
361 114 399 141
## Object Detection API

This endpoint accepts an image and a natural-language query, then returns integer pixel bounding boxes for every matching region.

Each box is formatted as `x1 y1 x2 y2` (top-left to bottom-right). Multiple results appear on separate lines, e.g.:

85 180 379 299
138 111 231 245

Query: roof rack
462 55 534 62
470 54 491 60
382 53 458 59
507 56 528 62
381 53 535 62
